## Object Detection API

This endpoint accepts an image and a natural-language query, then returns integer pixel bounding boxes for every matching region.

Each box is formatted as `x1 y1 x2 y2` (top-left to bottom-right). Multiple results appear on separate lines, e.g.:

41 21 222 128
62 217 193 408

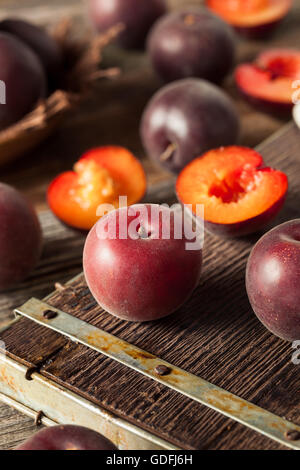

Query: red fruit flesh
176 146 288 237
16 425 117 450
48 146 146 231
235 49 300 115
207 0 292 38
246 219 300 341
83 204 202 322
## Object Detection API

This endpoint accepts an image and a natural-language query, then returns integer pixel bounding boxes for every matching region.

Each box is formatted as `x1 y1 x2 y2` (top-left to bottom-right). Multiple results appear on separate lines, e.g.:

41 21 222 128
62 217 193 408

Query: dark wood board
1 123 300 450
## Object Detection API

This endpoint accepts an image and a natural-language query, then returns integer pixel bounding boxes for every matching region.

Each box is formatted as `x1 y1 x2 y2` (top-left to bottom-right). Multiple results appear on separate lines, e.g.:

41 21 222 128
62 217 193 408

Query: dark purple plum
0 33 46 130
140 78 240 173
246 220 300 341
16 425 117 450
0 18 62 86
147 8 235 83
0 183 42 291
88 0 167 49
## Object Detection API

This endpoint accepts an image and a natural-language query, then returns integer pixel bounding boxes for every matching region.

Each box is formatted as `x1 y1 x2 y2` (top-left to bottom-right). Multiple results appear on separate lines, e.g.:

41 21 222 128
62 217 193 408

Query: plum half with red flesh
235 49 300 116
207 0 292 39
176 146 288 237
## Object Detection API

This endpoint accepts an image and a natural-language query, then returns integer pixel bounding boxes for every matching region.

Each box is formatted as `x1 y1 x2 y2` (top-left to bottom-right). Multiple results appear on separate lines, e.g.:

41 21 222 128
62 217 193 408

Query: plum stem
137 225 151 239
90 67 121 80
160 142 177 162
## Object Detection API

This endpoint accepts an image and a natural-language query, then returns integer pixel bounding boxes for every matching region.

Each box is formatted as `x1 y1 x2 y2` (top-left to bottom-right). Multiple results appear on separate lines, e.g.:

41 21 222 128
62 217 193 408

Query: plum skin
0 33 46 130
147 8 235 84
246 219 300 341
88 0 167 49
140 78 240 174
0 18 62 86
237 87 293 118
203 195 287 238
16 425 117 450
0 183 42 291
83 204 202 322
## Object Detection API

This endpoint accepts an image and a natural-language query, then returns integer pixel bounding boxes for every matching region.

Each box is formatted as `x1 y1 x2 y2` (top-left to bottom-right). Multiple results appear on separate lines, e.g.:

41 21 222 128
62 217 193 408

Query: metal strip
15 297 300 450
0 354 178 450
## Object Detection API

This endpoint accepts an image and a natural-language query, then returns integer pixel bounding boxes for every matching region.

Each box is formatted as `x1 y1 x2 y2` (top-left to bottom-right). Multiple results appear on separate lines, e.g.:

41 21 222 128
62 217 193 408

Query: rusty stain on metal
14 297 300 450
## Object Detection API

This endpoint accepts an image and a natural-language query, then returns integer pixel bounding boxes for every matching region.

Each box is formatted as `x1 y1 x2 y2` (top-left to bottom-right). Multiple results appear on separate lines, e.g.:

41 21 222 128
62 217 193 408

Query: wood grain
0 0 300 451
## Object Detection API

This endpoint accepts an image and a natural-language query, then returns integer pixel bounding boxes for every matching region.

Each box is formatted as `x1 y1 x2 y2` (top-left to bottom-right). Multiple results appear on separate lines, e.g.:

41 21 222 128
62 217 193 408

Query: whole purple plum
140 78 240 173
88 0 167 49
16 425 117 450
0 18 62 87
246 220 300 341
0 183 42 291
147 8 235 83
83 204 202 322
0 32 46 129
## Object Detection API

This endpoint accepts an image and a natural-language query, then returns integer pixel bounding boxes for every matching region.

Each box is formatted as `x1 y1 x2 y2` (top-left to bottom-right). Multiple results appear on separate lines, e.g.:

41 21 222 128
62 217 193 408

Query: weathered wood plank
0 403 40 450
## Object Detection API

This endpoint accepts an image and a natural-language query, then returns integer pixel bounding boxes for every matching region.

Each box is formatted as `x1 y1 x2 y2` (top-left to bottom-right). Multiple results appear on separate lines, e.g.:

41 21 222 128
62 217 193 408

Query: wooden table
0 0 299 450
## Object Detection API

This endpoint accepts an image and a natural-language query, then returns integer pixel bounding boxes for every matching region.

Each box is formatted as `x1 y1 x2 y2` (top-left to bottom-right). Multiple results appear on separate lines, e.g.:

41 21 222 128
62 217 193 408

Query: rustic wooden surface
1 122 300 450
0 0 300 451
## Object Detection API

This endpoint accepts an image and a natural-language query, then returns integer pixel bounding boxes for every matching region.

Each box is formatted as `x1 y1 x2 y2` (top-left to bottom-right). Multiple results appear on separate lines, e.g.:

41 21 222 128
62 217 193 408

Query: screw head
285 430 300 441
154 365 171 376
43 309 58 320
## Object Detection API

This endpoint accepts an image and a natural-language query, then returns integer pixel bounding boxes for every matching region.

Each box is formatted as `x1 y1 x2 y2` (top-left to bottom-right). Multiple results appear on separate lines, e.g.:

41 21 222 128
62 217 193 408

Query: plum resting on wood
0 18 62 86
88 0 167 49
83 204 202 322
140 78 240 173
147 7 235 84
0 183 42 291
0 33 46 130
246 220 300 341
16 425 117 450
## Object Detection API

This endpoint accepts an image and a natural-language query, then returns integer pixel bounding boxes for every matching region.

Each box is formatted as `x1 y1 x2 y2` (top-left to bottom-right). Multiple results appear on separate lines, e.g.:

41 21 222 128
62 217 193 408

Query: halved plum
236 49 300 116
206 0 292 38
176 146 288 237
48 146 146 230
